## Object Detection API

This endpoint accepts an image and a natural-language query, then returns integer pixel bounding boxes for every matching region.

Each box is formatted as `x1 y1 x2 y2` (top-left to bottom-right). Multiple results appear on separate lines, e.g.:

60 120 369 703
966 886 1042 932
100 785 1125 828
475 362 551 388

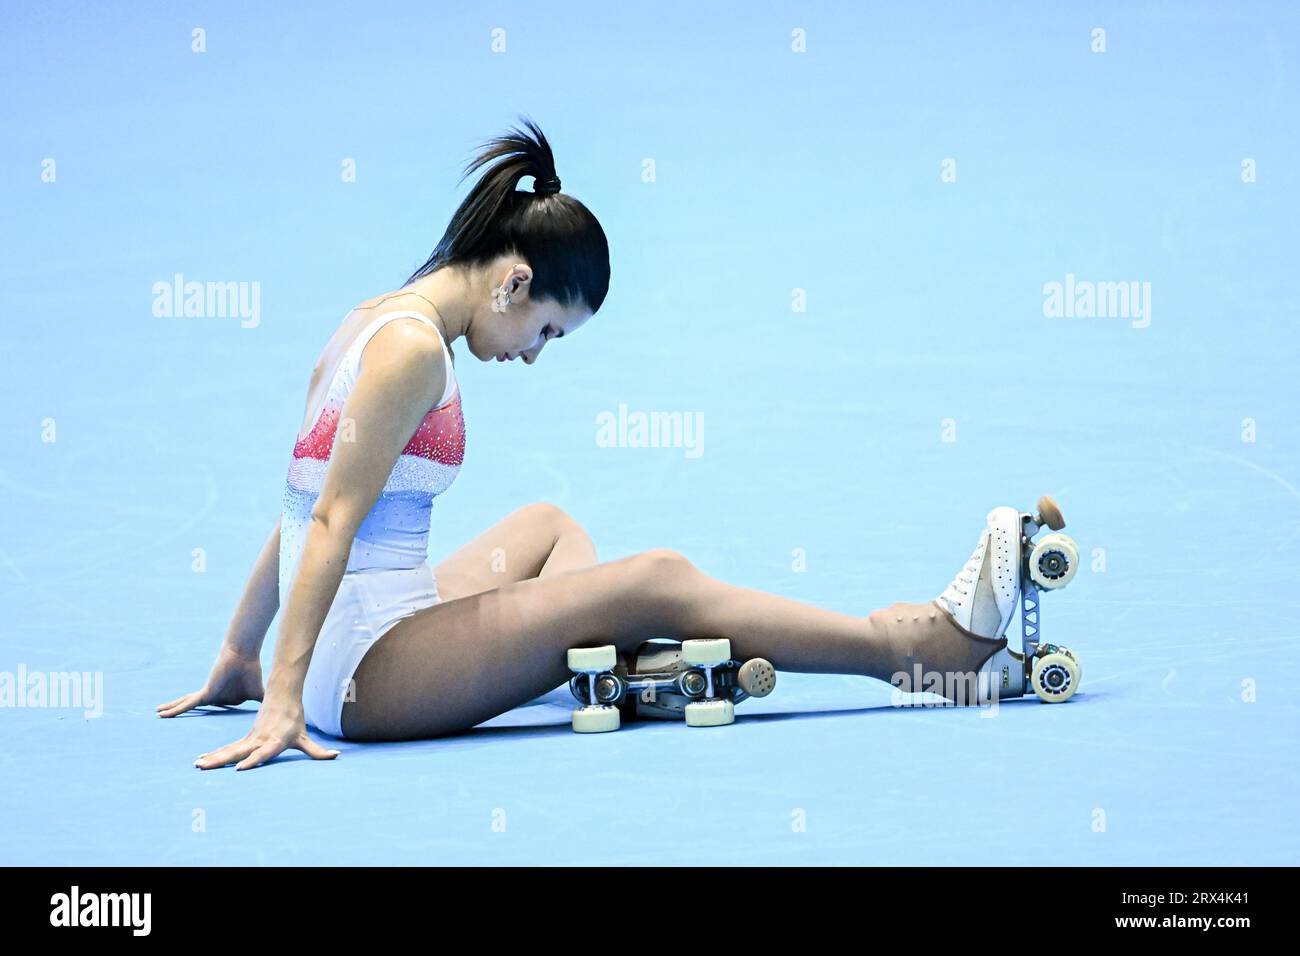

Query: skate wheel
684 698 734 727
738 658 777 698
568 645 617 672
572 705 621 733
1029 533 1079 589
1036 495 1066 531
1031 652 1080 703
682 638 731 667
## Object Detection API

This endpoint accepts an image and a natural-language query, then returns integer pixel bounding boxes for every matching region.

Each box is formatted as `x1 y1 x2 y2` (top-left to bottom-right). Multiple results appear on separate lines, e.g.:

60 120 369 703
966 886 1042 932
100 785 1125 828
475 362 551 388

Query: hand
192 688 339 771
158 645 266 717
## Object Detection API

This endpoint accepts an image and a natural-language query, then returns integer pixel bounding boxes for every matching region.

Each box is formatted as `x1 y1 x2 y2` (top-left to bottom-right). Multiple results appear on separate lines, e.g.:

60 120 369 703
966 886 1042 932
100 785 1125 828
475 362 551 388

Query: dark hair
406 116 610 315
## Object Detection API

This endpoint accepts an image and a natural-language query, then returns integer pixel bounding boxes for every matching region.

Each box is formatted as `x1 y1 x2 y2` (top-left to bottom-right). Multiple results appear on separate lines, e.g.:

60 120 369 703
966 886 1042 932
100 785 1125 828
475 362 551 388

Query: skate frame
980 512 1048 701
569 660 750 719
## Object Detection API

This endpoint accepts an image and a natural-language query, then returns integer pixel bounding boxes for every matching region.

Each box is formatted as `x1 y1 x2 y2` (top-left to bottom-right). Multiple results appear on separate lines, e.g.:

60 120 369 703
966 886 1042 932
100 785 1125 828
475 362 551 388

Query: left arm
191 318 447 770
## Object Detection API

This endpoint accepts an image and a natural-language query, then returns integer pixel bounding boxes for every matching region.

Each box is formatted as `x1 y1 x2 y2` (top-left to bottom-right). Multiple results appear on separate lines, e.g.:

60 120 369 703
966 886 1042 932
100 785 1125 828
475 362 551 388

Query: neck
401 266 478 347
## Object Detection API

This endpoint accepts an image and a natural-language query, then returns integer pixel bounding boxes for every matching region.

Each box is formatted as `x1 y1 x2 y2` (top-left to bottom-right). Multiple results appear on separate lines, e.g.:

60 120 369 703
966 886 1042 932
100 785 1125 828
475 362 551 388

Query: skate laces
938 533 988 612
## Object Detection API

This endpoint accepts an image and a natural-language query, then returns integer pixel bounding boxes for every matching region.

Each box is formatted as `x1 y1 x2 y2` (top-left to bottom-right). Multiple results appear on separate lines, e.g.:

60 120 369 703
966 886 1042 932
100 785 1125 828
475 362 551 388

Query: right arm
156 517 280 716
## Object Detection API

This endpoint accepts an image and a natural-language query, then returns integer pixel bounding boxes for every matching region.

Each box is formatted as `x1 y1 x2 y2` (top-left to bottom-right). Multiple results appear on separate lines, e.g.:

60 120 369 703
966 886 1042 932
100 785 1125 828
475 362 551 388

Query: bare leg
343 550 1003 741
433 502 598 602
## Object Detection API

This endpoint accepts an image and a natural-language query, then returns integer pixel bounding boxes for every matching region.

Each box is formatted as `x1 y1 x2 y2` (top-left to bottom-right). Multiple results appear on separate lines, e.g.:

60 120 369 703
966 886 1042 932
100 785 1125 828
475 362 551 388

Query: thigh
341 550 696 741
433 502 576 602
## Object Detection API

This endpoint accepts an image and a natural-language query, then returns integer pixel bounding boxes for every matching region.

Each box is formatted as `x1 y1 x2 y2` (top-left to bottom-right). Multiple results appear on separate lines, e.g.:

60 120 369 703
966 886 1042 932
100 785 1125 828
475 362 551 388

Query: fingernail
328 749 340 756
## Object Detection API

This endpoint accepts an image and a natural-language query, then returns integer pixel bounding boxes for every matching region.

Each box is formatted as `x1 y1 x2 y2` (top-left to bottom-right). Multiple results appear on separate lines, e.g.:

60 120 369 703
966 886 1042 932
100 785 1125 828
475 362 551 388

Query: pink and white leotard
279 310 465 738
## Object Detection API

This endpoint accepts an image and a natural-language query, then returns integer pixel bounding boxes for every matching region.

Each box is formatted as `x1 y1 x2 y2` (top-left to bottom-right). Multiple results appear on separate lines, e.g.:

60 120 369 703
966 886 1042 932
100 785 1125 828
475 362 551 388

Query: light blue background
1 0 1297 864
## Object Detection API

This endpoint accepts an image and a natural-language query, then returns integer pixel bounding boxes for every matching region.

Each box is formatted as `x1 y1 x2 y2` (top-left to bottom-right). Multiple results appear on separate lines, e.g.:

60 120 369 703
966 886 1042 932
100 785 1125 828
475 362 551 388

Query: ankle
864 601 1007 684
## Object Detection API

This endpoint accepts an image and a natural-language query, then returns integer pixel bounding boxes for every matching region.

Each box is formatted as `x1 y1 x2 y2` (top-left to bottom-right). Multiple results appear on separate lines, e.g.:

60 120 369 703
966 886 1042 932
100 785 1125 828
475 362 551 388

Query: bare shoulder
358 316 448 406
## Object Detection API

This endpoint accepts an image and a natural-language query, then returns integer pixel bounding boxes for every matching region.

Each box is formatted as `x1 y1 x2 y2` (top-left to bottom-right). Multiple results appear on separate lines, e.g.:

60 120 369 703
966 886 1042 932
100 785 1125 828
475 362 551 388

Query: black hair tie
534 175 562 195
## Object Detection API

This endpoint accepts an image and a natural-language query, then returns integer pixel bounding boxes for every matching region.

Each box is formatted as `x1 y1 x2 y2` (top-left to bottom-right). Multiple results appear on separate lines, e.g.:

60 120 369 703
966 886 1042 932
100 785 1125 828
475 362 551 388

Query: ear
508 263 534 297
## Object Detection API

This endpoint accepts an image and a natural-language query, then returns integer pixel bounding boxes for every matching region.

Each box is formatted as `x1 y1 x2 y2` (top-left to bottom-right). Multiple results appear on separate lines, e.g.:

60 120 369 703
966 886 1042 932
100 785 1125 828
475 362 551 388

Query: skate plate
983 495 1083 703
566 638 775 732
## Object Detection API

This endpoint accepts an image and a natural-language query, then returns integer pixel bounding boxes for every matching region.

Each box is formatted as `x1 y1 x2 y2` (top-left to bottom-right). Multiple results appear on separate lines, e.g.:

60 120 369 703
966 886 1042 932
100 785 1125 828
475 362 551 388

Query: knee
515 501 579 539
516 501 568 527
616 549 701 630
630 548 698 589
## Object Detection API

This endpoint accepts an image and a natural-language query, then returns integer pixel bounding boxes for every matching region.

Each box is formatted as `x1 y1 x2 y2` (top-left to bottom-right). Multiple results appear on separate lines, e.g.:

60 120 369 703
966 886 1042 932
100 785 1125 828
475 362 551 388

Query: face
470 264 593 365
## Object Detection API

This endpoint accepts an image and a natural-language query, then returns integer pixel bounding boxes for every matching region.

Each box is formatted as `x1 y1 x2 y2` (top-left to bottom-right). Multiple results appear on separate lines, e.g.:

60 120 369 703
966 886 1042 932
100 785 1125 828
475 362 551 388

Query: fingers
235 742 287 772
194 738 257 770
157 692 204 718
195 735 340 771
295 734 341 761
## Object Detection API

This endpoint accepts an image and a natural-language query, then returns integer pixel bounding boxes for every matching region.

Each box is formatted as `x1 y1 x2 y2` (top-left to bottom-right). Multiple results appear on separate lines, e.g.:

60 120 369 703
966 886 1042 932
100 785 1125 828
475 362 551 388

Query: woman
160 118 1031 770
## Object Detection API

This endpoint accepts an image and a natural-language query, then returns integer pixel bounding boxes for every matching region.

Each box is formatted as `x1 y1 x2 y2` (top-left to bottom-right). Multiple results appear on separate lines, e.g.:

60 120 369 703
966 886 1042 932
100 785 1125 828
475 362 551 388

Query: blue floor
2 1 1297 865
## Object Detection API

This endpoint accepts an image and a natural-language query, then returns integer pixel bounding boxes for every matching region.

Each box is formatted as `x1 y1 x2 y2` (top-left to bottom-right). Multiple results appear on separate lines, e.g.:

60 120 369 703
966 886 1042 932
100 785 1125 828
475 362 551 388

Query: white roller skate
565 639 777 733
938 495 1083 703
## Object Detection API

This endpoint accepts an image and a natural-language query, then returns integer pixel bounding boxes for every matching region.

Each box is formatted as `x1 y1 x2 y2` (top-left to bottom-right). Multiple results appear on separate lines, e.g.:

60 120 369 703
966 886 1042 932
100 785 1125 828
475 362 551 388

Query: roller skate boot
939 495 1082 703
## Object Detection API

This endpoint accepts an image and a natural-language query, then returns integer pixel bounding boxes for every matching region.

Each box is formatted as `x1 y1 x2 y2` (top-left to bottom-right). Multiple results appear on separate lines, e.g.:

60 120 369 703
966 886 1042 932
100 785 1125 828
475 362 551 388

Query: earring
491 285 512 313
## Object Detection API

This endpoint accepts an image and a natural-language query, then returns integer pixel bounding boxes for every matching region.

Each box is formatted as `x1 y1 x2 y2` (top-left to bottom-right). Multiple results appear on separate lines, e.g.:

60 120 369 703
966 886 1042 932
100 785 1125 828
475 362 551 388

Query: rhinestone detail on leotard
278 312 465 604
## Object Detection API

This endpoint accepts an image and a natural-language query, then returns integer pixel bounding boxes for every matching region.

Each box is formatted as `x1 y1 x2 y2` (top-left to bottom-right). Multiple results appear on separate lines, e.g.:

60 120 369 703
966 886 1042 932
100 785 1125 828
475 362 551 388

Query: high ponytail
406 116 610 315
